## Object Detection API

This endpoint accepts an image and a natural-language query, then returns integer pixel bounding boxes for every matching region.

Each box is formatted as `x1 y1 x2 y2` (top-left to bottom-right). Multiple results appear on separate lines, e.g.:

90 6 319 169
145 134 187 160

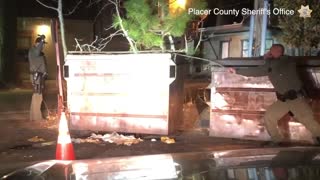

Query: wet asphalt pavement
1 89 320 178
0 89 57 120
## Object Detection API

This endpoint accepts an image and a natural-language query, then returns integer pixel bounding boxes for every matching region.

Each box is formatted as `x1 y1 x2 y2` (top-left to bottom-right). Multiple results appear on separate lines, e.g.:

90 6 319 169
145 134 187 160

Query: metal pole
248 15 255 57
51 19 64 114
260 0 268 56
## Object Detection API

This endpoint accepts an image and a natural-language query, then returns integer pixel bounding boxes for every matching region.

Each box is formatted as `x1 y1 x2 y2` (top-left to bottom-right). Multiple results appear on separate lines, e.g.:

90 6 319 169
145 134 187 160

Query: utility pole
248 15 255 57
253 0 263 56
260 0 269 56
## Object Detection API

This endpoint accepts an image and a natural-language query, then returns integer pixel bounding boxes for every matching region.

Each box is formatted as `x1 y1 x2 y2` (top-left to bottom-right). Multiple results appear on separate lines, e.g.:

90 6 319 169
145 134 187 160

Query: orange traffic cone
56 112 75 160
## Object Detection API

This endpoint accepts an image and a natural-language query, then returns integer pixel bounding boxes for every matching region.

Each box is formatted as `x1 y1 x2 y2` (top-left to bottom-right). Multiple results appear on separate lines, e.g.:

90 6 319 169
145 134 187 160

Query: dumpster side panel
210 70 316 142
65 53 175 135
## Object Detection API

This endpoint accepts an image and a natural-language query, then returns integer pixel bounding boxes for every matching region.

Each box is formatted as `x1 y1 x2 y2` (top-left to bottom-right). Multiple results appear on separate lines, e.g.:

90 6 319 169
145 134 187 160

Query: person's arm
33 43 44 56
235 64 269 77
35 42 43 56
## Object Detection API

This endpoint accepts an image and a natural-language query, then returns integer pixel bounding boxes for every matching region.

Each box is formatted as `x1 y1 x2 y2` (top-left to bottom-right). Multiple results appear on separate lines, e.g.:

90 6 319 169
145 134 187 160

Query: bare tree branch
64 0 82 16
194 22 204 53
104 24 116 32
74 30 125 52
75 38 83 52
35 0 57 11
168 34 175 51
93 2 112 22
97 29 123 50
75 36 100 52
36 0 67 56
57 0 68 56
184 35 188 54
87 0 103 8
109 0 138 53
74 0 138 53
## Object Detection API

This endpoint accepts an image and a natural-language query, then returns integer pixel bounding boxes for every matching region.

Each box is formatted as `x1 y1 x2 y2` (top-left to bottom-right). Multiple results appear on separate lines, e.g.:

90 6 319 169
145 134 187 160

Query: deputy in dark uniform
229 44 320 144
28 35 48 121
28 35 48 94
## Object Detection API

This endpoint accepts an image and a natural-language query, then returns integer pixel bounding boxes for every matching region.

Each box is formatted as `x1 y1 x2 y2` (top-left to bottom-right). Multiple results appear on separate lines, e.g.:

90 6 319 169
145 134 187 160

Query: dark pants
30 72 45 94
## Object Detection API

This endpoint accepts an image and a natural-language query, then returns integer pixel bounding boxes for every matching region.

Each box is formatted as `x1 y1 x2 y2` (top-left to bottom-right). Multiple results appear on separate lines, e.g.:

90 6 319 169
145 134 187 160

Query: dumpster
209 58 320 143
64 53 175 135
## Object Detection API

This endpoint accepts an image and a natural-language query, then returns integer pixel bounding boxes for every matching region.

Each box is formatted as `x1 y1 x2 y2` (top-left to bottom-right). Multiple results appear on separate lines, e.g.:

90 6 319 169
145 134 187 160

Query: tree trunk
168 35 175 51
113 0 137 53
58 0 68 58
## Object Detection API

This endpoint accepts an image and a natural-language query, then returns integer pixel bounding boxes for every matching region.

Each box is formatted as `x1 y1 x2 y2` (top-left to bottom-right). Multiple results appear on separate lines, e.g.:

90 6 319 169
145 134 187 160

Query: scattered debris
71 132 143 146
92 132 143 146
28 136 45 142
47 124 59 129
46 114 57 121
72 138 101 144
161 136 175 144
23 155 33 158
90 133 103 139
45 113 59 129
32 141 56 147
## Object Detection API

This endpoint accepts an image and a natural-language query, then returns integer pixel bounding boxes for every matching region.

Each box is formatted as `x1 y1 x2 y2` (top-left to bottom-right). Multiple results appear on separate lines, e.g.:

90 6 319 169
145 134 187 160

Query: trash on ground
28 136 45 142
161 136 175 144
46 114 58 121
33 141 56 147
91 132 143 146
151 138 157 142
90 133 103 139
72 138 101 144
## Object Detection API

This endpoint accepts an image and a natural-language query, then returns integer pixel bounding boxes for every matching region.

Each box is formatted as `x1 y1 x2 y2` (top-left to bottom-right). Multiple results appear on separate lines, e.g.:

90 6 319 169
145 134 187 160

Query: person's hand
37 34 47 44
264 51 273 59
38 34 46 41
227 68 236 74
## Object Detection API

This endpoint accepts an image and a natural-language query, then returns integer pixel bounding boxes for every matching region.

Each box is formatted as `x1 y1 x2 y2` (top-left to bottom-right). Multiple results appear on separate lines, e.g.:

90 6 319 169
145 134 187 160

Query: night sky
17 0 97 20
14 0 254 26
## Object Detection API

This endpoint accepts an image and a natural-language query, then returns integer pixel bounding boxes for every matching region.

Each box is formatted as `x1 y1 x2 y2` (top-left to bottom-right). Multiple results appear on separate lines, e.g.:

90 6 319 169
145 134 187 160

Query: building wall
203 30 278 60
203 32 249 60
15 17 93 83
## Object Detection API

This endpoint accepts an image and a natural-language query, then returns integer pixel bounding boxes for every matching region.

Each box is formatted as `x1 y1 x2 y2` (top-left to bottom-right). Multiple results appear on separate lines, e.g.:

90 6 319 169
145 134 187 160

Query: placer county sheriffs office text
188 8 295 16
